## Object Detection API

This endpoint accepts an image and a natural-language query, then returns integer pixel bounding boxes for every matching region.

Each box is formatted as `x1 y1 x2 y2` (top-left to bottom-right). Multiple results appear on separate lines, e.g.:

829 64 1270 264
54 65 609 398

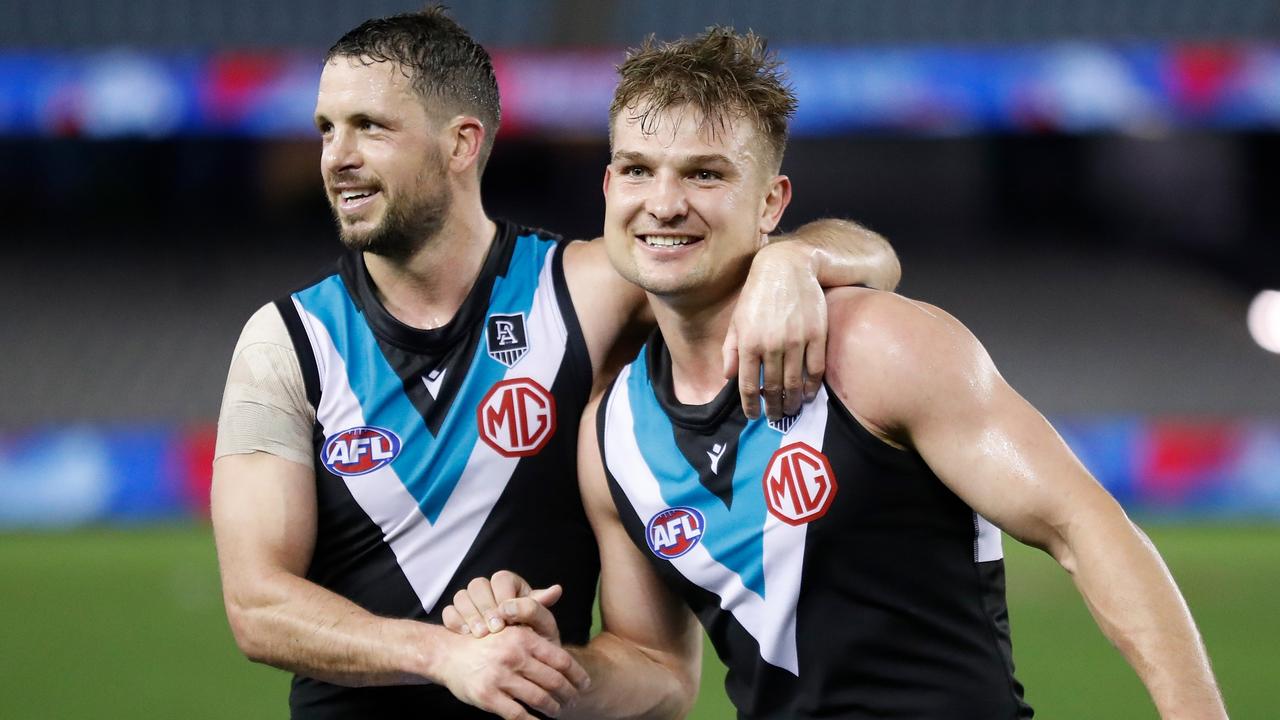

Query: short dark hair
610 27 796 171
326 5 501 176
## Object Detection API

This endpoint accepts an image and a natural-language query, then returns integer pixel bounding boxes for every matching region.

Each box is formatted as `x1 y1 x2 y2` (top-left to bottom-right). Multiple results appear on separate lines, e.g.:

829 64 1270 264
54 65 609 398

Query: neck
650 289 741 406
364 191 496 330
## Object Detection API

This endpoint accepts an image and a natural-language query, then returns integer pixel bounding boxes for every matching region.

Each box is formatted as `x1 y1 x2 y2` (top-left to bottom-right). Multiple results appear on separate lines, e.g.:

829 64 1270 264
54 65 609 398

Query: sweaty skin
214 49 901 720
443 99 1225 719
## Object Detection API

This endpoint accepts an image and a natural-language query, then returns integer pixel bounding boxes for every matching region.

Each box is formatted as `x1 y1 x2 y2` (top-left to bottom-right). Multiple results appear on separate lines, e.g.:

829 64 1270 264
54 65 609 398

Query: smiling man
209 7 901 720
445 27 1228 720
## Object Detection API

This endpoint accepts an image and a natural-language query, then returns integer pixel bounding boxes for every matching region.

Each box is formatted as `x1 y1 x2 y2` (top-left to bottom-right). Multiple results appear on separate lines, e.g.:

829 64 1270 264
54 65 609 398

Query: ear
446 115 486 174
602 163 614 198
758 175 792 235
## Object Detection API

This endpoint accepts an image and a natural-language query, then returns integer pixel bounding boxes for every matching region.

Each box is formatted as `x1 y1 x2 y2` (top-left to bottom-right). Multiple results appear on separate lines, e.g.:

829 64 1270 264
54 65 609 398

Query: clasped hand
439 570 584 720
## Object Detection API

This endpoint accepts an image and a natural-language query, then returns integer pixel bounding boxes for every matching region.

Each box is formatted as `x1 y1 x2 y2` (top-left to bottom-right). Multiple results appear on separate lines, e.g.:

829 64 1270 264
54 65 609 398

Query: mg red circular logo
762 442 837 525
477 378 557 458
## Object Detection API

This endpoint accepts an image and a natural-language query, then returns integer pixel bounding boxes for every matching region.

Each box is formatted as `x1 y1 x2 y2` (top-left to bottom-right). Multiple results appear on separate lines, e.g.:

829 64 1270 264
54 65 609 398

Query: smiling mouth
337 189 380 208
638 234 701 248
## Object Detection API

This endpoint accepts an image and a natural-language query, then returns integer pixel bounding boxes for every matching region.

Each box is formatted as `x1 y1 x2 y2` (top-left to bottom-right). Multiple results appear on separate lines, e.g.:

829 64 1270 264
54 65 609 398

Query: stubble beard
333 170 452 262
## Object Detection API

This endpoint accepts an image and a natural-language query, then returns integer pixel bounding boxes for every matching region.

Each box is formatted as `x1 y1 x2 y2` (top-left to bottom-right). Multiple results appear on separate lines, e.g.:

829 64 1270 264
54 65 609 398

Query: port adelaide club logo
322 426 402 477
646 506 706 559
486 313 529 367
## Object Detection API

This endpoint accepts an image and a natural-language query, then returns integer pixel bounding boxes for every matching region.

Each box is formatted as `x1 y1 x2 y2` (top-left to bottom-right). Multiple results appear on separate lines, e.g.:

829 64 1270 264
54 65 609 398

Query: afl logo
763 442 837 526
322 426 401 477
646 507 706 559
477 378 557 458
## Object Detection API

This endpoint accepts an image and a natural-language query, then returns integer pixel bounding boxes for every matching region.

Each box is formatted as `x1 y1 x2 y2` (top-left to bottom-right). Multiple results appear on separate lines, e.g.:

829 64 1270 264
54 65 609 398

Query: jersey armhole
552 240 594 398
275 297 321 411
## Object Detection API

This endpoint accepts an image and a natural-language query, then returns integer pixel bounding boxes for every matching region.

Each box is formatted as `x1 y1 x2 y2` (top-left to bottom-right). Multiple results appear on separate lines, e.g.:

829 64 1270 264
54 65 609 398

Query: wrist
398 619 455 683
757 239 820 276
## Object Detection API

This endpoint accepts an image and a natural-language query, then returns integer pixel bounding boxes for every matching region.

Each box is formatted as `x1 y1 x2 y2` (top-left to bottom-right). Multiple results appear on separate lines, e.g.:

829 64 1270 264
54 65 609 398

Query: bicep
211 452 317 587
906 342 1122 559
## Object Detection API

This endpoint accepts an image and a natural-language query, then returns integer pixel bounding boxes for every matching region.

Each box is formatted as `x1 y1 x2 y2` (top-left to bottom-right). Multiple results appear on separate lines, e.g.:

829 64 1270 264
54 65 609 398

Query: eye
358 119 379 131
691 169 722 182
622 165 650 178
316 121 333 136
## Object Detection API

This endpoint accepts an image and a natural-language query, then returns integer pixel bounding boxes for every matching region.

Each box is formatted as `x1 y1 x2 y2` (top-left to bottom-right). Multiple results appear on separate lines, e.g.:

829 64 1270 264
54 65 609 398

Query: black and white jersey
277 221 598 717
599 335 1033 719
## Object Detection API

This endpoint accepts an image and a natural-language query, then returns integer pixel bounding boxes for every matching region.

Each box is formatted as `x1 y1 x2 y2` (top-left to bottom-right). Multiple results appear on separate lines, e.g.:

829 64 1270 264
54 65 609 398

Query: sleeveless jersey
599 336 1033 719
276 221 598 717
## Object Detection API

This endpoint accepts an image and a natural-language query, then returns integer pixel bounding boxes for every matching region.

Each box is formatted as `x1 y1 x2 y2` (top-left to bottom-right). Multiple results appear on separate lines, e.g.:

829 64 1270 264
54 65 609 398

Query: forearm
770 218 901 292
1055 513 1225 719
225 570 449 687
563 633 698 720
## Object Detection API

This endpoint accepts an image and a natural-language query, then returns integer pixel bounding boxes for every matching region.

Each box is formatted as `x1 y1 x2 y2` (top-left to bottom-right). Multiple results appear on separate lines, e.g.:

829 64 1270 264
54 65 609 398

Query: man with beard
210 7 900 720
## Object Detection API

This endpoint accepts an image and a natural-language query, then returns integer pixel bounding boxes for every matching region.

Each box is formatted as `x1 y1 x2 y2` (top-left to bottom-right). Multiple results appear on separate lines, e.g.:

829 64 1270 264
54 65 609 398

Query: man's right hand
442 570 564 641
435 623 589 720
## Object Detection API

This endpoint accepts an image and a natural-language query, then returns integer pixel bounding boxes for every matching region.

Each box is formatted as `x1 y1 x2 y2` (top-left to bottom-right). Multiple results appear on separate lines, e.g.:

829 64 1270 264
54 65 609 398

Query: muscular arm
212 306 583 718
212 452 445 686
563 398 703 719
826 290 1226 720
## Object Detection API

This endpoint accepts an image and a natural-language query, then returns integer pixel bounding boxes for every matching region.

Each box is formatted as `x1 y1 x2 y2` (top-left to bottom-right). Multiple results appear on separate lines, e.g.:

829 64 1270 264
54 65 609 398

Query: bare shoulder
560 236 609 277
823 288 999 439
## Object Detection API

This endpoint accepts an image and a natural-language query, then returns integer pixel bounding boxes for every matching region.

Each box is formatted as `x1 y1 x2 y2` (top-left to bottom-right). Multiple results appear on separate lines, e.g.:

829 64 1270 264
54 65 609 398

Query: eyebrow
611 150 735 167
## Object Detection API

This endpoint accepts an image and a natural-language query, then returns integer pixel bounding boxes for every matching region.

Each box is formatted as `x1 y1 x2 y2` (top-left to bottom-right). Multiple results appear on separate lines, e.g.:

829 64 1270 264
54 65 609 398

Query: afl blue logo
322 426 401 477
646 507 706 559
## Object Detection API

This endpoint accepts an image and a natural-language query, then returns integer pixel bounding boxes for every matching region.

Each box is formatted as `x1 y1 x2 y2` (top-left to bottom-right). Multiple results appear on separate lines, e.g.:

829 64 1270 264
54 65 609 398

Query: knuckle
468 577 490 593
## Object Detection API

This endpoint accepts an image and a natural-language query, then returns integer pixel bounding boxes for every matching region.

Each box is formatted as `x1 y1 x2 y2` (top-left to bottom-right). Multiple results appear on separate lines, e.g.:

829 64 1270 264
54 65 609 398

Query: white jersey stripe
604 368 832 676
292 244 570 613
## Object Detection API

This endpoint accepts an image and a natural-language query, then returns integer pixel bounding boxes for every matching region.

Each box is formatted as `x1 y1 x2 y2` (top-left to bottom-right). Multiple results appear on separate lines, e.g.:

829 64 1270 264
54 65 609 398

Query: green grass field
1 524 1274 718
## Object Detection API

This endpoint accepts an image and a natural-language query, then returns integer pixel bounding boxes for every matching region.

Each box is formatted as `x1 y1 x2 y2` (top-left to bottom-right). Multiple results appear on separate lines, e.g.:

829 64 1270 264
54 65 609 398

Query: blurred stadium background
2 1 1279 717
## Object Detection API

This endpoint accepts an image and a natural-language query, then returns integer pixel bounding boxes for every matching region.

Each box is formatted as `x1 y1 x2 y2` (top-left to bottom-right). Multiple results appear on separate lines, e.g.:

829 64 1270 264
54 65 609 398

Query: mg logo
762 442 837 525
477 378 557 457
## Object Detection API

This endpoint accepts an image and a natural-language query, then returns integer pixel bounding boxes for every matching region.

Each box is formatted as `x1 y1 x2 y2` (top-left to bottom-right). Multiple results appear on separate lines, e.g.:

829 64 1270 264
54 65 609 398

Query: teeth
643 235 695 247
341 190 372 201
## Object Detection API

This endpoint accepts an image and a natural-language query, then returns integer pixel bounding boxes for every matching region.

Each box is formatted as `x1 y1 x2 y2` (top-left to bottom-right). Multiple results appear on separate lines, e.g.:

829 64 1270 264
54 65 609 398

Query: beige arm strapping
215 303 314 466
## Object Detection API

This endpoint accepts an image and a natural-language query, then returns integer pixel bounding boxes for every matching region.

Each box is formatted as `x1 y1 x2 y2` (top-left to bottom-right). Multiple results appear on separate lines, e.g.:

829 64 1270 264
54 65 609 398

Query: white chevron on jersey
292 245 570 613
604 367 833 675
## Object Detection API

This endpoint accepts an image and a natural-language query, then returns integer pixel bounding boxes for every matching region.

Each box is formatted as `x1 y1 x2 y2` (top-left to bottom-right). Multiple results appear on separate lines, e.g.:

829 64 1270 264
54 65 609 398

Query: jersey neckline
338 219 519 353
644 330 744 431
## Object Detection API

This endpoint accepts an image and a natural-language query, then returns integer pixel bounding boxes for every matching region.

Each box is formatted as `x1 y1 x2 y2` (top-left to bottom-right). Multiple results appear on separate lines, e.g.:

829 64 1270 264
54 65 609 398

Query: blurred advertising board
1 44 1278 139
0 419 1277 528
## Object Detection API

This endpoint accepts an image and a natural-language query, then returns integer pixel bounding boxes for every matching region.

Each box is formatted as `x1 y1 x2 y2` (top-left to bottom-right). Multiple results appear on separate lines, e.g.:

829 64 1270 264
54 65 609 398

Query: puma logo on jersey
323 426 402 477
646 507 706 559
706 442 727 474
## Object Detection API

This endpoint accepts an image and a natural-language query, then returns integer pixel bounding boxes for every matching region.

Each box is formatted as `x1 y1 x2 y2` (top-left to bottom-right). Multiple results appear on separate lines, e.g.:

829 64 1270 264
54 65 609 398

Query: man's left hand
725 242 826 421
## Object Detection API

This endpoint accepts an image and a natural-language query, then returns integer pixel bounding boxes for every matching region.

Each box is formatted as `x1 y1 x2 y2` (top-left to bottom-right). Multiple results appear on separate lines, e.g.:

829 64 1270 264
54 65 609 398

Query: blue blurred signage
0 43 1277 139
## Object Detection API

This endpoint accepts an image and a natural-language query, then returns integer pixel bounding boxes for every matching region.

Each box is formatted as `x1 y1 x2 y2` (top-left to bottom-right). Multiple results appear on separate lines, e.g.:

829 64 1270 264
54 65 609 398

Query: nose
322 127 362 176
644 171 688 223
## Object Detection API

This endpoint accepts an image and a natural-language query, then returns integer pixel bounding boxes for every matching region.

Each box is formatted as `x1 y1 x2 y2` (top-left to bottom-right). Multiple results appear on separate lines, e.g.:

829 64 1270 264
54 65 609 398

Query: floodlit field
1 524 1273 718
